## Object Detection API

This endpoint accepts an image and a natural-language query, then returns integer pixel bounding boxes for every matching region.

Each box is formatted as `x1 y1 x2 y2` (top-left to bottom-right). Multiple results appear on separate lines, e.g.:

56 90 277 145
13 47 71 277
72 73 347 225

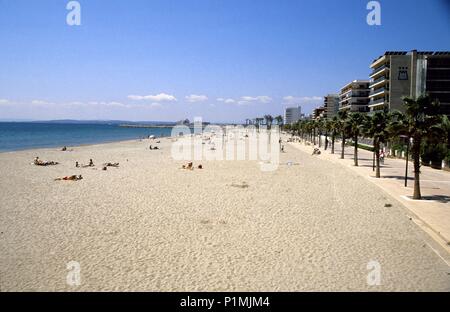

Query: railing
369 87 389 96
349 92 370 98
370 64 390 77
369 98 386 106
369 76 388 86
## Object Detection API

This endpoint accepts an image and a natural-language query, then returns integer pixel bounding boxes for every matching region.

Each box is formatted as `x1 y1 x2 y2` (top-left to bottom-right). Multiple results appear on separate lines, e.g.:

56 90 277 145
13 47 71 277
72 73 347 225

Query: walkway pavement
287 137 450 254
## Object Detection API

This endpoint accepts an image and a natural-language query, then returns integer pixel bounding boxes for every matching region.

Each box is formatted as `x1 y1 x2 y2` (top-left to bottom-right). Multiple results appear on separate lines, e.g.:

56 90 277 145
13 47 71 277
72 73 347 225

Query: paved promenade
288 137 450 255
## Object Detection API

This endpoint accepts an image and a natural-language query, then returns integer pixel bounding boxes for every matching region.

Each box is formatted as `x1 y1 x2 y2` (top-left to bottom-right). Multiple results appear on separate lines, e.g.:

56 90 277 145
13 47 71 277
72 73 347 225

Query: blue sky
1 0 450 122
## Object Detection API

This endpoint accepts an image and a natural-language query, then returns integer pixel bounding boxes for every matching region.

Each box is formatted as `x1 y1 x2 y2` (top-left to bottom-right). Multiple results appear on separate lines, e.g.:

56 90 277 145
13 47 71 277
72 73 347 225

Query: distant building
176 119 190 125
323 94 340 118
369 50 450 114
284 106 302 124
313 107 326 120
339 80 370 113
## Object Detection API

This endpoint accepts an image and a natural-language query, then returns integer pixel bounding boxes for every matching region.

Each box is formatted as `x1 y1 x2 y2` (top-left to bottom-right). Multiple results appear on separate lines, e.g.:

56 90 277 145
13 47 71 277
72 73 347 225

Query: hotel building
313 107 326 120
284 106 302 124
323 94 340 118
369 50 450 114
339 80 370 112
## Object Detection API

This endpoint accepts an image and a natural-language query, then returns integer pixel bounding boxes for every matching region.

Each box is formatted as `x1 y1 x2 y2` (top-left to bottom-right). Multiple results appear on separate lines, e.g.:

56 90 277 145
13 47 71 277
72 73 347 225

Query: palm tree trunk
313 129 316 145
412 136 422 200
331 135 335 154
354 135 358 166
318 132 321 148
341 133 345 159
375 140 380 178
325 133 328 150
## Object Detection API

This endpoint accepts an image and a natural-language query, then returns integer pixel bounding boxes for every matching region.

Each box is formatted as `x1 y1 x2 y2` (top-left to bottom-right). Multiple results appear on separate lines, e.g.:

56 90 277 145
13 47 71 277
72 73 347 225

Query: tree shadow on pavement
413 195 450 203
382 175 414 180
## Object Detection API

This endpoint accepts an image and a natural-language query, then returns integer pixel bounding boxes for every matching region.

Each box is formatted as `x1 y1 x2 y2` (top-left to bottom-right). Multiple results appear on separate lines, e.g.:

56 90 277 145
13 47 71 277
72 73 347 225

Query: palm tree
255 117 264 129
309 120 315 144
347 112 365 166
274 115 284 129
363 110 391 178
329 116 339 154
264 115 273 129
316 119 324 148
323 119 331 150
337 110 349 159
398 96 445 199
443 115 450 168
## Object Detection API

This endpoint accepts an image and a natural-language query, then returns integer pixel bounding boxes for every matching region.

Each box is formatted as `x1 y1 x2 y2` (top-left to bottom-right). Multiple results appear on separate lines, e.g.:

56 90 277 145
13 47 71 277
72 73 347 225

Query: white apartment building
284 106 302 124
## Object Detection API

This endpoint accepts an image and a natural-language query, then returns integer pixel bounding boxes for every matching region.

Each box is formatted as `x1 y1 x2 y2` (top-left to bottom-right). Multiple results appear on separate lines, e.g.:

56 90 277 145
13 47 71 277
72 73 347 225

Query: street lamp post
400 135 411 187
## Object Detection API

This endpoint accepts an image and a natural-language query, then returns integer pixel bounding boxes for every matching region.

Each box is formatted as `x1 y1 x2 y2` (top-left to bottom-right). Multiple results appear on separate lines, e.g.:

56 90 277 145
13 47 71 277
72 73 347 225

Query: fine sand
0 137 449 291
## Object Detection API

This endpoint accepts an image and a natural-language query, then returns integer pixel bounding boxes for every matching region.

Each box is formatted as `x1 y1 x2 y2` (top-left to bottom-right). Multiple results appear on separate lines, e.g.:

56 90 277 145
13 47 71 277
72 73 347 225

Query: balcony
348 92 370 98
369 76 388 88
370 55 387 69
369 87 389 98
370 65 390 79
339 105 351 111
368 98 387 107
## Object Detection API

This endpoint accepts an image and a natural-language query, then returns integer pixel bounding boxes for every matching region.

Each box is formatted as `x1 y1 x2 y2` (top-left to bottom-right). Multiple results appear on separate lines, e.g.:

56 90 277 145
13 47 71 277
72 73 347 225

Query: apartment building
284 106 302 124
417 52 450 115
323 94 340 118
313 107 326 120
369 50 450 114
339 80 370 113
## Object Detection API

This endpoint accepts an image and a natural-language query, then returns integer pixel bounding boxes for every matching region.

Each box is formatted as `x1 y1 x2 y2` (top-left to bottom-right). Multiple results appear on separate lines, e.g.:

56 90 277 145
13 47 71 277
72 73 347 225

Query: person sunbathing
103 162 119 167
54 175 83 181
80 159 95 168
312 148 321 155
182 162 194 170
34 157 59 166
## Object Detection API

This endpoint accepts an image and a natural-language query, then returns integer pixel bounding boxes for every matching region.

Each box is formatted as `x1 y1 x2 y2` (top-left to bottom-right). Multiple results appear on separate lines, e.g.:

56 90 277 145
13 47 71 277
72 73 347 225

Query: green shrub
422 141 446 168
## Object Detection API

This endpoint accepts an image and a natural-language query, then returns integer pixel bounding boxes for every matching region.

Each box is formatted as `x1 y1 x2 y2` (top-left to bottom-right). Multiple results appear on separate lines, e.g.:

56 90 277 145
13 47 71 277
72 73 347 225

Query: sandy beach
0 136 449 291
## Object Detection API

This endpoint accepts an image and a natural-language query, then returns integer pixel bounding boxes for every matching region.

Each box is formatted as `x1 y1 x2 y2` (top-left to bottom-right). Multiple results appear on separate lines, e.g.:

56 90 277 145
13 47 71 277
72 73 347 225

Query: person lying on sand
80 159 95 168
149 145 160 150
103 162 119 167
182 162 194 170
54 175 83 181
312 148 321 155
34 157 59 166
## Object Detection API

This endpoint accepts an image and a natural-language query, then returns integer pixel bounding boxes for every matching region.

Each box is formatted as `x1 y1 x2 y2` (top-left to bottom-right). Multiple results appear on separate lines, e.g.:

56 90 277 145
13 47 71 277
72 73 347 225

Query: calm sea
0 122 174 152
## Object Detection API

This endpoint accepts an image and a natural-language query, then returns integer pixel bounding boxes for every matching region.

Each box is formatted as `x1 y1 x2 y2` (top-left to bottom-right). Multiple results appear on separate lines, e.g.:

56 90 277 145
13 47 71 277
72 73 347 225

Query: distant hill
27 120 177 126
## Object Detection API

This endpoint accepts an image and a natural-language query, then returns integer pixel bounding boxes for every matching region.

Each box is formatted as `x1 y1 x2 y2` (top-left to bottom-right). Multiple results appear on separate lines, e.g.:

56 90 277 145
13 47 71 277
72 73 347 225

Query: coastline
0 136 171 154
0 122 175 153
